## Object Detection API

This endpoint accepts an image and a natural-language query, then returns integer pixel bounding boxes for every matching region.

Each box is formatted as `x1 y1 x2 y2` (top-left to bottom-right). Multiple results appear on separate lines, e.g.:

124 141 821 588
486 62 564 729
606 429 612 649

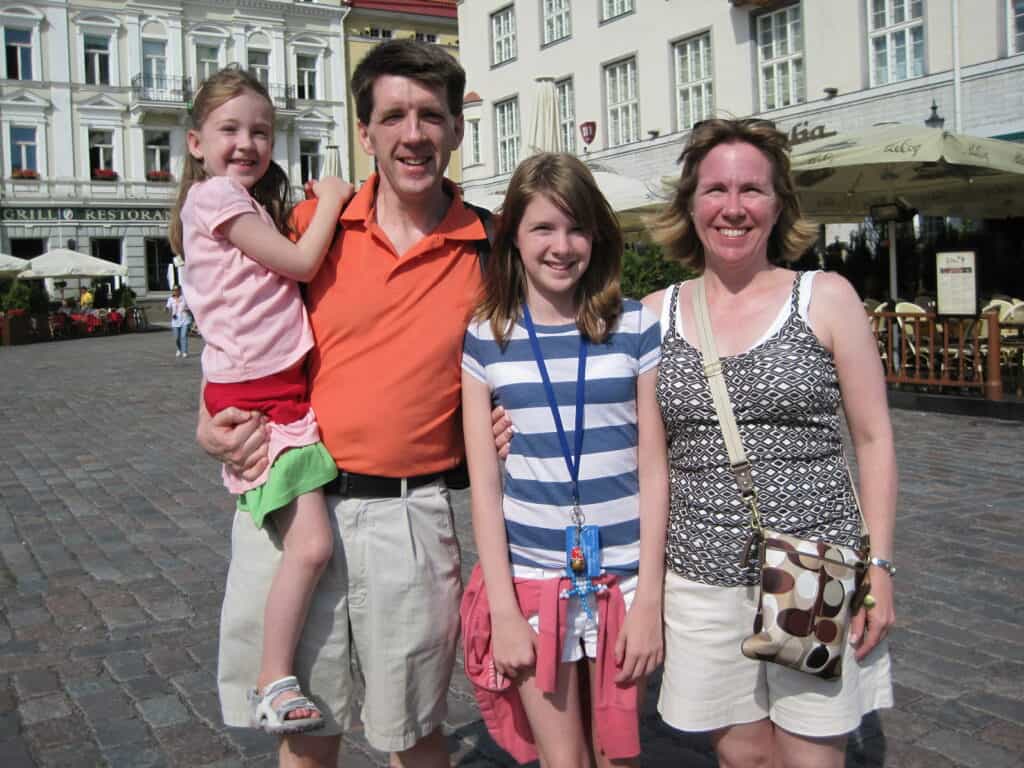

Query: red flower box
92 168 119 181
146 169 173 182
12 168 39 180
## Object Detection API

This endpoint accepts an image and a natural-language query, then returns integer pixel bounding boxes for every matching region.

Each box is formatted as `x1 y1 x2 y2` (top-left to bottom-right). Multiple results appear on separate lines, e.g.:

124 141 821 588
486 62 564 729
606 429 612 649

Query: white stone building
0 0 350 299
457 0 1024 198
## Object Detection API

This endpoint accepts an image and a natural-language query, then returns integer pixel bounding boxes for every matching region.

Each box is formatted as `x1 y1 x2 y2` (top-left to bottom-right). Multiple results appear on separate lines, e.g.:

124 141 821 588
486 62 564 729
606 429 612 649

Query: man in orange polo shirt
198 41 486 768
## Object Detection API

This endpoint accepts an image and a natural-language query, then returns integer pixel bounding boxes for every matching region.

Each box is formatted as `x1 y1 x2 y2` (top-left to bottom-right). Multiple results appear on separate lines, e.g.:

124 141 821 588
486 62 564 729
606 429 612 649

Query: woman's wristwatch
869 556 896 577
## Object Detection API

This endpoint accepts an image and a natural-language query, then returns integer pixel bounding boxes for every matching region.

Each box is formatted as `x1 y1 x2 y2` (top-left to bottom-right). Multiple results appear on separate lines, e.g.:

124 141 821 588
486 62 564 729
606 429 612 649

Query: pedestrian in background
165 286 192 358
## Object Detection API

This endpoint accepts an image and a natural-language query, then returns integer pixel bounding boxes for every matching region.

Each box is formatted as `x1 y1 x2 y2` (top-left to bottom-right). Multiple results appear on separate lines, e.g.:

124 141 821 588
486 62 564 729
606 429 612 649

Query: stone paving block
102 742 169 768
74 688 136 724
223 725 278 758
138 693 192 728
23 712 92 750
35 742 106 767
17 692 72 725
93 715 152 749
960 692 1024 725
123 674 175 700
104 650 150 681
147 647 199 677
910 693 997 733
13 667 60 698
153 721 235 766
0 710 19 740
917 729 1022 768
977 719 1024 754
0 737 37 768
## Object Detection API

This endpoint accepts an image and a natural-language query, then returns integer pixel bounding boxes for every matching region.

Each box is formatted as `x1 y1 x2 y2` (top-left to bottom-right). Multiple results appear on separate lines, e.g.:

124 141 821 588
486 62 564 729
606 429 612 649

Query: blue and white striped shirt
463 299 661 577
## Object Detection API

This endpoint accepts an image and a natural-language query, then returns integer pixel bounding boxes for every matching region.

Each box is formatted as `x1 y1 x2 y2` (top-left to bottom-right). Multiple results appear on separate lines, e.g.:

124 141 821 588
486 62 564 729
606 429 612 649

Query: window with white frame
5 28 31 80
605 57 639 147
9 125 36 172
142 40 166 89
495 98 520 175
248 49 270 87
84 34 111 85
415 32 437 43
556 78 576 153
89 129 114 171
300 139 321 183
296 54 317 99
466 118 481 165
757 4 804 110
196 44 220 84
543 0 571 45
601 0 633 22
491 7 517 66
675 33 713 131
145 131 170 175
869 0 924 85
1014 0 1024 53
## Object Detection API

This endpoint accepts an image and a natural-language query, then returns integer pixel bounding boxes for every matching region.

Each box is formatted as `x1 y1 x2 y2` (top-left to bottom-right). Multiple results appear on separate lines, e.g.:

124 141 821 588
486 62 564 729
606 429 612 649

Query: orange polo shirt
292 174 485 477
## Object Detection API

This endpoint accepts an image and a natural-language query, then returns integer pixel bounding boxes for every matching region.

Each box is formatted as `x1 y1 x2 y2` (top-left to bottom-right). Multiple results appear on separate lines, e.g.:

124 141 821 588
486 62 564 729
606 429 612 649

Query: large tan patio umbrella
0 253 29 277
19 248 129 279
789 124 1024 299
527 77 560 155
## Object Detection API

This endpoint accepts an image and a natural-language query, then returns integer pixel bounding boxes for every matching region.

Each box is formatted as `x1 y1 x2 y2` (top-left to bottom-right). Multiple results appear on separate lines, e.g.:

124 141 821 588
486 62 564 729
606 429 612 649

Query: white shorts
658 571 893 738
518 568 638 662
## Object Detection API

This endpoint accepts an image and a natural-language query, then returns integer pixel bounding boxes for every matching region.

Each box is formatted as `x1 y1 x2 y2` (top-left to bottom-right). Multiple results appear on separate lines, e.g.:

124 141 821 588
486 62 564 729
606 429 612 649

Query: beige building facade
457 0 1024 198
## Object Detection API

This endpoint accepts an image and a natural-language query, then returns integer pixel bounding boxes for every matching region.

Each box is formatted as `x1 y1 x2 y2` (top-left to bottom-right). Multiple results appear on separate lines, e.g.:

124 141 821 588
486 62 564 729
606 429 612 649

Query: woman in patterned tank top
642 119 897 768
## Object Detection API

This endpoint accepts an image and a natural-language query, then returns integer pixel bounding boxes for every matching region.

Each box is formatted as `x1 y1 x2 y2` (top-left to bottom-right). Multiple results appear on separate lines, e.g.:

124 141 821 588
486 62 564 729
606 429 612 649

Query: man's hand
196 406 270 482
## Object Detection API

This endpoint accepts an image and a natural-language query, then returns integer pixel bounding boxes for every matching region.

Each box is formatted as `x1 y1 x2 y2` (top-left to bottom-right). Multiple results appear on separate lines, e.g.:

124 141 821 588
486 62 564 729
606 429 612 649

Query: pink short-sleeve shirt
179 176 313 383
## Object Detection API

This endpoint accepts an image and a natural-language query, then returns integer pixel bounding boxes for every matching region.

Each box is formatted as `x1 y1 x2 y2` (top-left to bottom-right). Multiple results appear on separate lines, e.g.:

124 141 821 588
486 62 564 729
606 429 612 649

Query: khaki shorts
217 480 463 751
658 571 893 738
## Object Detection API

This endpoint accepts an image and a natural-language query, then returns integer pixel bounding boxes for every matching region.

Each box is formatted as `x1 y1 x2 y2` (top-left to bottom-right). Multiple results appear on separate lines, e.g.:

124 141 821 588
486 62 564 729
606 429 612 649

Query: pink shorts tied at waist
221 407 324 495
460 563 640 764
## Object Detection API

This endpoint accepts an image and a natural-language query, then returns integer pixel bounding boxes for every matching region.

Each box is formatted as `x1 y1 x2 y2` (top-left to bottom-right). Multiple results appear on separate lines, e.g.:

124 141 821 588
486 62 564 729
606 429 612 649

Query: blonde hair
649 118 817 270
168 65 293 256
475 153 622 346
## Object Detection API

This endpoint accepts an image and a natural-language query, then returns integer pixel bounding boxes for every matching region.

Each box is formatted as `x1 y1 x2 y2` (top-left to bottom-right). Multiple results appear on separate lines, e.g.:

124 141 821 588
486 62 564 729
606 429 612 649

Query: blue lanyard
521 304 588 507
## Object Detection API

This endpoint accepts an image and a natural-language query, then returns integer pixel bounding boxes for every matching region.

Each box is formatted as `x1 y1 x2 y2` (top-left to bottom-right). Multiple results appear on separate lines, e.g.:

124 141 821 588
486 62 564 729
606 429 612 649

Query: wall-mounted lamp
924 100 945 129
823 87 838 99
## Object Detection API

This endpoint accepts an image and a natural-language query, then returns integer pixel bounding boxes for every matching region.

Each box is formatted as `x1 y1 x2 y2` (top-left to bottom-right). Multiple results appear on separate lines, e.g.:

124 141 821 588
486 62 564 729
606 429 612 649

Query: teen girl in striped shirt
460 153 669 767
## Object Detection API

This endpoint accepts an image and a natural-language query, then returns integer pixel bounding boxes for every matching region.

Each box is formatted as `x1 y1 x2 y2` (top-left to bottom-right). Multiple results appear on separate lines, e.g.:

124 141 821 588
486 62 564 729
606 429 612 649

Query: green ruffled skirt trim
237 442 338 528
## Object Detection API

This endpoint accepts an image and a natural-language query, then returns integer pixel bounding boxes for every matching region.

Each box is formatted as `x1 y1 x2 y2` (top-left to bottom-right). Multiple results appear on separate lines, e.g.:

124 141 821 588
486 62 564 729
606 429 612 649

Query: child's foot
249 676 324 735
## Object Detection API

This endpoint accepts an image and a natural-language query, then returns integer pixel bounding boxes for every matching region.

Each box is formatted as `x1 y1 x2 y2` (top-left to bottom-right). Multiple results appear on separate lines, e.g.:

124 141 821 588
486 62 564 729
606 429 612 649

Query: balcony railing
130 74 192 105
266 82 297 110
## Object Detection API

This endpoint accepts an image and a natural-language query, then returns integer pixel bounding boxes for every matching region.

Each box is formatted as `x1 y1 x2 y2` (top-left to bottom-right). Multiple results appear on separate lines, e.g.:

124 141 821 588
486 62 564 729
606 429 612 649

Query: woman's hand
615 594 664 684
490 610 537 681
196 406 270 482
309 176 353 208
849 567 895 660
491 405 513 460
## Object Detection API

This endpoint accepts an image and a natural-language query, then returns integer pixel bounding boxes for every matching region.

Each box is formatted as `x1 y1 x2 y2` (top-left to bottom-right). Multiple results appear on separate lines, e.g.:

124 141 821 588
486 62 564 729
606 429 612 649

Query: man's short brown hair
351 39 466 125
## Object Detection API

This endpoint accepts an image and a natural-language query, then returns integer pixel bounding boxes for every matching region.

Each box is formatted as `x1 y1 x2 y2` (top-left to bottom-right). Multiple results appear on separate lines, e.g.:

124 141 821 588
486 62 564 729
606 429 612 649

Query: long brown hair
476 153 622 346
649 118 817 270
168 65 293 256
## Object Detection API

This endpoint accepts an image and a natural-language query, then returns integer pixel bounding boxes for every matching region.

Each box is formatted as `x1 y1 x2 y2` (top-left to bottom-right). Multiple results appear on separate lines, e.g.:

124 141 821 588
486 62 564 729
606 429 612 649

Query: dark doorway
9 238 45 259
146 237 176 292
91 238 122 307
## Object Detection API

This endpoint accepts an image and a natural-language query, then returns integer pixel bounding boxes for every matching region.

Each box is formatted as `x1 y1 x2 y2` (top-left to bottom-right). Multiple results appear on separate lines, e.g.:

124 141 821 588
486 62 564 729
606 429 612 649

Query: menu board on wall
936 251 977 316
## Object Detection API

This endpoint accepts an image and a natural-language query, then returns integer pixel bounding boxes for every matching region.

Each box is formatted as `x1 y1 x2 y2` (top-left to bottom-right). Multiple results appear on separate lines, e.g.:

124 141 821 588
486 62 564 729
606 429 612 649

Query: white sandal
248 676 326 735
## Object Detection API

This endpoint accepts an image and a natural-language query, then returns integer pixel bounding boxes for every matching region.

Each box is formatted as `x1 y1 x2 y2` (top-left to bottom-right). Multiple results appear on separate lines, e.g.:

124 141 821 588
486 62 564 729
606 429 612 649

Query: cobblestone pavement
1 331 1022 768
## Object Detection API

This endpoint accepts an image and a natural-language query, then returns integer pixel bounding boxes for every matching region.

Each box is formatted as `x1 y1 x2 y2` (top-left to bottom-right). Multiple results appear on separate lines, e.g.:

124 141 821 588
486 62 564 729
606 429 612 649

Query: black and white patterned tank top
656 272 862 587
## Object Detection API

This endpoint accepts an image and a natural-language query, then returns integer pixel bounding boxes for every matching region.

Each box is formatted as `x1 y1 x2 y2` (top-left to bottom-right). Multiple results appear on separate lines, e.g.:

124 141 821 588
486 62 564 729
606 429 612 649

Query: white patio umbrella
527 77 560 155
0 253 29 277
789 123 1024 299
19 248 128 279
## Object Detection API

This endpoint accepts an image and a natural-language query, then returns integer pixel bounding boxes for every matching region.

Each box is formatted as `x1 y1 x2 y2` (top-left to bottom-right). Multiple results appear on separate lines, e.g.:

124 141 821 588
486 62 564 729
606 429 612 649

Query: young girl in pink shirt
169 66 351 735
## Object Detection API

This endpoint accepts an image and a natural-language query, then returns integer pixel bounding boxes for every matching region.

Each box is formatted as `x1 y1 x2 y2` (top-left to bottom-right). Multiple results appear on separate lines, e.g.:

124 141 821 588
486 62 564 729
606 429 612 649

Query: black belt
324 470 444 498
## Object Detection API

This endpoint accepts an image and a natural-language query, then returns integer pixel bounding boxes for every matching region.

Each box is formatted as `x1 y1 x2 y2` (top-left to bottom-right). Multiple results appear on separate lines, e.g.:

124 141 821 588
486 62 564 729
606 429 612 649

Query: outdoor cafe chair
894 301 935 372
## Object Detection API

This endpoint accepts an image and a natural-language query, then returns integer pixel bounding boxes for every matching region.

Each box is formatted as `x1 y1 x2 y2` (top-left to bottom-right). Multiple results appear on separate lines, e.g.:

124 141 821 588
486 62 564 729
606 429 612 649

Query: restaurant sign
0 206 170 224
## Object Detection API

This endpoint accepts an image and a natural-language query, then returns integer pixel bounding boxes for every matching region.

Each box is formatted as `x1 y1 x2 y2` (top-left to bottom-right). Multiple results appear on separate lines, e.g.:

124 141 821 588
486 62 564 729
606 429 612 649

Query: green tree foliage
620 242 695 300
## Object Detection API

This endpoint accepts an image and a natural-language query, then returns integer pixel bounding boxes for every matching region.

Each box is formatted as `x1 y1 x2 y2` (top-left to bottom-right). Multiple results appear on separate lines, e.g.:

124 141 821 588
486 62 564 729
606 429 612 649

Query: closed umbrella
527 77 561 155
321 144 341 178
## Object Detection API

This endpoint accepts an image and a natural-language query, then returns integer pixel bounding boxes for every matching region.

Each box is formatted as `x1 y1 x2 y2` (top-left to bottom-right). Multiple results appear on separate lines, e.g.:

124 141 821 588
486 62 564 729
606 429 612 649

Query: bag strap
690 276 868 542
463 201 493 273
